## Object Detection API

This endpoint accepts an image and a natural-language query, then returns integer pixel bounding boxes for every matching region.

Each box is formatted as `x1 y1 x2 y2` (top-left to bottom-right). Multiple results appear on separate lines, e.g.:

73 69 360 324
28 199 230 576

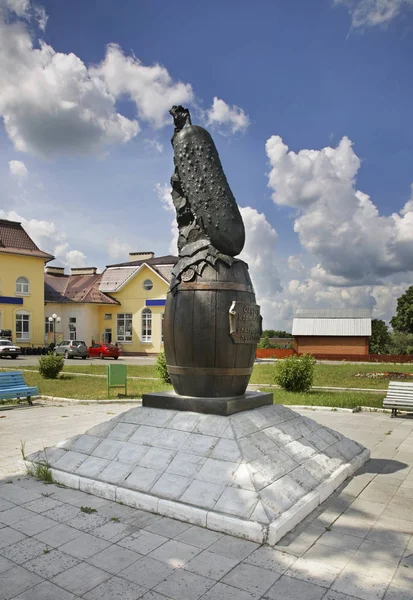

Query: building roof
294 308 372 319
100 255 177 293
45 272 119 305
106 255 178 269
0 219 54 261
292 308 372 337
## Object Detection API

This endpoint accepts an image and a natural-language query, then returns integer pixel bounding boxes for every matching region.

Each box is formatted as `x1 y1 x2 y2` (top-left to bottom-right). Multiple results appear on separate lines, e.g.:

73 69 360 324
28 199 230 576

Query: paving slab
1 406 413 600
26 404 369 544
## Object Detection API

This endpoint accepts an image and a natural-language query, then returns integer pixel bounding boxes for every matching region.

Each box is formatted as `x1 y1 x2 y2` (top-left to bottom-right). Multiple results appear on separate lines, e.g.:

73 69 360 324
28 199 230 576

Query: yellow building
45 253 177 354
98 252 177 354
0 219 54 346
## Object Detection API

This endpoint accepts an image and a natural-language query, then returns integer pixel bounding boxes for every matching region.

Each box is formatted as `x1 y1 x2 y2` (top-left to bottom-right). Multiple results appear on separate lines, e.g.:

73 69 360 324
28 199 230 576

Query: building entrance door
104 329 112 344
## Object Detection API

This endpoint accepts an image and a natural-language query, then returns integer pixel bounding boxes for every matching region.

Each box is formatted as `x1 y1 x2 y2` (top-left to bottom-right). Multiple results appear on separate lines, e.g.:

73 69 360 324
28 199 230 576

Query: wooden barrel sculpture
164 259 258 398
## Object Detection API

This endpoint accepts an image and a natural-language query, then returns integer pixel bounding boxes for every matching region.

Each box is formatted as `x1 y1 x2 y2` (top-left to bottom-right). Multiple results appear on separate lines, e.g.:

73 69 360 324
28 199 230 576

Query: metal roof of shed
293 308 371 336
292 318 371 336
294 308 371 319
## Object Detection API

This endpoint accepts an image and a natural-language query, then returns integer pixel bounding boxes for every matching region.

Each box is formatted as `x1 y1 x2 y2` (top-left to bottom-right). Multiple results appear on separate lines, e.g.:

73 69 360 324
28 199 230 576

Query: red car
88 343 120 360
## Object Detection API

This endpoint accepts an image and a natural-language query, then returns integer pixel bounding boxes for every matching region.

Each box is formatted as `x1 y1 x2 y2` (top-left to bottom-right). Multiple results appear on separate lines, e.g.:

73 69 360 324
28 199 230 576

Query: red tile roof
0 219 54 261
45 272 119 305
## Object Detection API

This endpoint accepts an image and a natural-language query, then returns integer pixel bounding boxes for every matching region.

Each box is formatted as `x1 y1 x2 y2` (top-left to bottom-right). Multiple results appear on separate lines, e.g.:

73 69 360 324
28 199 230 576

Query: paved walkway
0 406 412 599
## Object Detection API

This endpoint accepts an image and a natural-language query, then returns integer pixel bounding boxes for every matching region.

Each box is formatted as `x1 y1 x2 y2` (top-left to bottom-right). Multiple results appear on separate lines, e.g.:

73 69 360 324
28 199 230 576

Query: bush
38 353 64 379
274 354 316 392
156 350 171 384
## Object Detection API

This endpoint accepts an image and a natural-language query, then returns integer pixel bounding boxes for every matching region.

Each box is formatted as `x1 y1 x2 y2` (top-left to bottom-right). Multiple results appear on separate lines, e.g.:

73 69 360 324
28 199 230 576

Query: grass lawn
273 389 385 410
0 368 385 409
20 371 172 400
251 362 413 389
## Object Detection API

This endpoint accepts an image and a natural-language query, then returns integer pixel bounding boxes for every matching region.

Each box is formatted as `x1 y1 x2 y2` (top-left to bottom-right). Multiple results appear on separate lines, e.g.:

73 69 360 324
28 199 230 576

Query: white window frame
141 308 152 343
16 310 30 341
16 276 30 295
117 313 132 343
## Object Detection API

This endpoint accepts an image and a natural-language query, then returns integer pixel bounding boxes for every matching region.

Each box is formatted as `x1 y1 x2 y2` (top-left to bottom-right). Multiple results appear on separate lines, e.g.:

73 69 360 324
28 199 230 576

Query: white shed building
292 308 372 356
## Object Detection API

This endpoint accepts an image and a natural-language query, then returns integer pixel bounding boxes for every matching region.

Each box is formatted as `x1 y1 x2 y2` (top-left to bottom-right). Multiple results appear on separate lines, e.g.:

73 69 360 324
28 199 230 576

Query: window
104 314 112 320
117 313 132 342
69 317 76 323
161 314 164 343
16 277 29 295
16 310 30 341
45 317 54 334
142 308 152 343
143 279 153 291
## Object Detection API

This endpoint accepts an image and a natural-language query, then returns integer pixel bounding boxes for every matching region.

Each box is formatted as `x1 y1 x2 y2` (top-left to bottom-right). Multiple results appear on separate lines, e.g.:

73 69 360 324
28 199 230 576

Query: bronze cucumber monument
143 106 273 414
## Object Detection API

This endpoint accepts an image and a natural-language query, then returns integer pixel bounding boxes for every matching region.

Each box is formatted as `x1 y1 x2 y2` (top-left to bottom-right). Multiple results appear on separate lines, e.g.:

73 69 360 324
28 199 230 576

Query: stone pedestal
27 404 369 546
142 390 273 415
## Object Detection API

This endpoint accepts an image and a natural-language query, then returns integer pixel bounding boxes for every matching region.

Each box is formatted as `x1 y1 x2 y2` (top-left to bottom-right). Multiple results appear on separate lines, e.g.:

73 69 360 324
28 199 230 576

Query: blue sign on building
0 297 23 305
146 299 166 307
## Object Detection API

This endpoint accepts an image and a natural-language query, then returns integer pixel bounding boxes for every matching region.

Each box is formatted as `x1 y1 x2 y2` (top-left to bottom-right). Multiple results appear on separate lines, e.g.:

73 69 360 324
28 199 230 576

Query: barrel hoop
175 282 254 293
167 365 253 376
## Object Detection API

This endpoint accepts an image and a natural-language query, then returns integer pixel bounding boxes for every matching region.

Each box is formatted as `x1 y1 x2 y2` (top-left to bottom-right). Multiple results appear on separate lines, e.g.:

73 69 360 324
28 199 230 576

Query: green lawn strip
273 389 385 410
16 371 384 408
20 371 171 400
1 363 158 378
251 362 413 389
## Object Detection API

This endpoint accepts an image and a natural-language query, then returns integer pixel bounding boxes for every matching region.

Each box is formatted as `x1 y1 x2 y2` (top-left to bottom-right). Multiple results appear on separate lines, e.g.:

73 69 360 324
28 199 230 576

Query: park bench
383 381 413 418
0 371 38 406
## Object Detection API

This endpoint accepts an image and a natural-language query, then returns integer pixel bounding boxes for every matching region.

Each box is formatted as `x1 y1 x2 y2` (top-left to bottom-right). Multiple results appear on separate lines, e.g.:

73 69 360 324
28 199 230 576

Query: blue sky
1 0 413 329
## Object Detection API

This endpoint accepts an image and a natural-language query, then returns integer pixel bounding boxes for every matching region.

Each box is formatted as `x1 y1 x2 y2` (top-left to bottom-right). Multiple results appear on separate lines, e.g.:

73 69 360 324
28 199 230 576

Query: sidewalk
0 407 412 599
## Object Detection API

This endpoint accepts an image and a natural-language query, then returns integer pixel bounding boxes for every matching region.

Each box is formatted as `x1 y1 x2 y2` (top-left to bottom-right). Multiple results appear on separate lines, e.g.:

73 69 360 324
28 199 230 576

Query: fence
255 348 413 363
256 349 295 359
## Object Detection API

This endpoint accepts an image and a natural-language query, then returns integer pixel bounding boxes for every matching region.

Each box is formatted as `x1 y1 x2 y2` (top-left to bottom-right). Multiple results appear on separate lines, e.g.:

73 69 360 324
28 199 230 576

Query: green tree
369 319 391 354
258 335 272 349
389 331 413 355
391 286 413 333
262 329 276 338
262 329 292 338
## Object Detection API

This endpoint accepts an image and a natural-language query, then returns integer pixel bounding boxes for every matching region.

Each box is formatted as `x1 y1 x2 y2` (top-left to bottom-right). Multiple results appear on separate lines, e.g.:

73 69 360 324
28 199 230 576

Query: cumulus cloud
238 206 281 325
288 255 306 276
206 97 250 134
155 183 178 254
334 0 413 28
107 238 134 260
266 134 413 285
9 159 28 179
92 44 194 130
0 2 193 155
0 209 87 267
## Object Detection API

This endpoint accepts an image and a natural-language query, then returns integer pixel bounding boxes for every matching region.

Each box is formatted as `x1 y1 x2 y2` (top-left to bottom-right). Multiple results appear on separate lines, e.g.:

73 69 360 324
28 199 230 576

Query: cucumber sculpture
162 106 263 404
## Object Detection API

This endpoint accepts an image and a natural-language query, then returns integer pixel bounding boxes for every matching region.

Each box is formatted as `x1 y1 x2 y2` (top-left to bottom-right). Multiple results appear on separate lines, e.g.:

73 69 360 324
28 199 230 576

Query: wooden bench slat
383 381 413 416
0 371 37 405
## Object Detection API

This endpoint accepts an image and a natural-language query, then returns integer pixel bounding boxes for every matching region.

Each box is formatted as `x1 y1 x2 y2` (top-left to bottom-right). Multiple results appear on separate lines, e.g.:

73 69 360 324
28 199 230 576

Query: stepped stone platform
26 404 369 545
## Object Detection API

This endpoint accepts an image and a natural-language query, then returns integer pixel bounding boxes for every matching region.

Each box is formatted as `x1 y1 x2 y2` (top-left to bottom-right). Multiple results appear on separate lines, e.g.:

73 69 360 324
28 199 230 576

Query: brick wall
294 336 369 356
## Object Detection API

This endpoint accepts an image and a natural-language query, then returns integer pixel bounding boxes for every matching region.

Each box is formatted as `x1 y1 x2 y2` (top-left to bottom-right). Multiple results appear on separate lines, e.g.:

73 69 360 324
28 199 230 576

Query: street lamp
48 314 61 347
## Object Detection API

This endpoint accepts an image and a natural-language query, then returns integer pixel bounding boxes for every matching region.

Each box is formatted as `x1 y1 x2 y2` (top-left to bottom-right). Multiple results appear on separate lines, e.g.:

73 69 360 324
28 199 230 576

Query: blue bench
0 371 38 406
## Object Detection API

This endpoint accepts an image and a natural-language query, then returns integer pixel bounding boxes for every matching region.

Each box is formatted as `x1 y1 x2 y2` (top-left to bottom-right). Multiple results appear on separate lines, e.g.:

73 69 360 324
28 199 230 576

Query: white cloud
107 238 134 260
0 3 193 156
0 209 88 267
206 97 250 134
238 206 281 326
155 183 178 254
334 0 413 28
287 255 306 276
92 44 194 130
9 159 28 179
266 134 413 285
